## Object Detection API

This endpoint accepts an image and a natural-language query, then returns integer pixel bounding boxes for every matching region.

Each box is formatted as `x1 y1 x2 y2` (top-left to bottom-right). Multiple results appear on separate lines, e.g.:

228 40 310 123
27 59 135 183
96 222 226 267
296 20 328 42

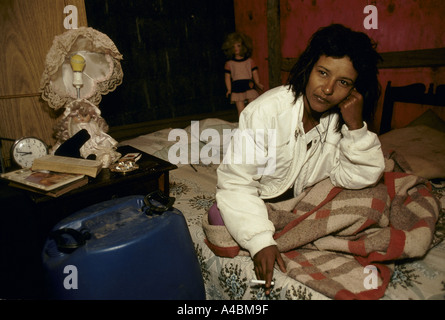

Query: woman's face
305 55 358 114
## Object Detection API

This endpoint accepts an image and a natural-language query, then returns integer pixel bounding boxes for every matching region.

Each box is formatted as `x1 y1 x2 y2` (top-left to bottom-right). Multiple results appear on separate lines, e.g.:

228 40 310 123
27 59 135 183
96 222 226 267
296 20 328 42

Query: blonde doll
222 32 264 116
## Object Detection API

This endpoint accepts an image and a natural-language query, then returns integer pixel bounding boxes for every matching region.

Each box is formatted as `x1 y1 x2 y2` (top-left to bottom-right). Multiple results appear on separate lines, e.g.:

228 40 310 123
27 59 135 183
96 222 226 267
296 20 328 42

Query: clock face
11 137 48 168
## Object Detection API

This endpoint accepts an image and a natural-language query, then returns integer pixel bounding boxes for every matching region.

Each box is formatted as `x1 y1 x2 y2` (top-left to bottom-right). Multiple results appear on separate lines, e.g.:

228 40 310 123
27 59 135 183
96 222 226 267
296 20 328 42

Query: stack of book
1 169 88 197
1 155 102 198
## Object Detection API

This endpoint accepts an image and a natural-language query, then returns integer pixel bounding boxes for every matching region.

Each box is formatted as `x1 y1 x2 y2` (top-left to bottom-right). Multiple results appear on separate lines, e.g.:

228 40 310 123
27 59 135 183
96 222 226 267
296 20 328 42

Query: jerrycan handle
142 190 175 216
49 228 91 254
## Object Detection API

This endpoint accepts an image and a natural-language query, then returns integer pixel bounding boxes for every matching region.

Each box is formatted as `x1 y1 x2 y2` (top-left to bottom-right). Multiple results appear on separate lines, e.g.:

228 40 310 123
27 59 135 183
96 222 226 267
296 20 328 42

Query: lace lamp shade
40 27 124 110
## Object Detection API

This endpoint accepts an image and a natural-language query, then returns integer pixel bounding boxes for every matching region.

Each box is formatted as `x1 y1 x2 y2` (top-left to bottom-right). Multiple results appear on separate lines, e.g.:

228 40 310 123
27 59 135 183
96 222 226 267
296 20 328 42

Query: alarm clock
11 137 49 168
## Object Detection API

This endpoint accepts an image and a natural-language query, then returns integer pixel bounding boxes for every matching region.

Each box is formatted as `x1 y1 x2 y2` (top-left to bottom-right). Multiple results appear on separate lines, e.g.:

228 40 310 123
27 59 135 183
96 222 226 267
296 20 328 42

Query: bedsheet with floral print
168 163 445 300
120 118 445 300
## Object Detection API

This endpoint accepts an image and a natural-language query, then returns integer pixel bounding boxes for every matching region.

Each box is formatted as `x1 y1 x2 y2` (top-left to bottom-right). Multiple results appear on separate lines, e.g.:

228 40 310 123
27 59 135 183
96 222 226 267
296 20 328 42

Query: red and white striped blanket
203 157 440 299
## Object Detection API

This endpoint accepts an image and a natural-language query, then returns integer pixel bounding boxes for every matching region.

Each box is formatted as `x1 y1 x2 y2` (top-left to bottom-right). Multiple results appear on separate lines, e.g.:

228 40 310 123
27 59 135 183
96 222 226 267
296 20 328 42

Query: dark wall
85 0 235 127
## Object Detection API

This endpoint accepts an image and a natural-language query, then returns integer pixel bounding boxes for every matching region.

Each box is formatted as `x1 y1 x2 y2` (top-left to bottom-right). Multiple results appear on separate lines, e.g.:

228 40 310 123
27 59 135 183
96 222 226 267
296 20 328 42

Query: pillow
405 109 445 133
120 118 239 165
188 118 238 162
118 128 175 162
188 118 238 145
379 125 445 179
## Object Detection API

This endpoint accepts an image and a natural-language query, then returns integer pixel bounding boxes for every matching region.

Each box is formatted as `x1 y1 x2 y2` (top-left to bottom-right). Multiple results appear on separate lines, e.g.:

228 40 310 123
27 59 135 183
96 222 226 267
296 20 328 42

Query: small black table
27 145 177 214
0 146 177 299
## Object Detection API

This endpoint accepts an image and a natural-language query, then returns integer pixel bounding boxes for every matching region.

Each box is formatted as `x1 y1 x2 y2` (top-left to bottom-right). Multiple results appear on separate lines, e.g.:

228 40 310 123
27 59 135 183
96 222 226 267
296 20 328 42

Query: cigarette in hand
250 279 275 286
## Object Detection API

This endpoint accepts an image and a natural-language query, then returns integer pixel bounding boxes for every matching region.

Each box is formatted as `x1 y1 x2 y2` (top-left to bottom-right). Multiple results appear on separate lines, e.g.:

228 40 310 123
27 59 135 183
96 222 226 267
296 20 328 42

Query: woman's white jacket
215 85 385 257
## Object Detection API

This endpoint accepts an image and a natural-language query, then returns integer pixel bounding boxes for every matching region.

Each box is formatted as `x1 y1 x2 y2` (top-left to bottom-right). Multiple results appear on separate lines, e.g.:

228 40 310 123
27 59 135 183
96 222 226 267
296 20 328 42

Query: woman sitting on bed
209 24 385 295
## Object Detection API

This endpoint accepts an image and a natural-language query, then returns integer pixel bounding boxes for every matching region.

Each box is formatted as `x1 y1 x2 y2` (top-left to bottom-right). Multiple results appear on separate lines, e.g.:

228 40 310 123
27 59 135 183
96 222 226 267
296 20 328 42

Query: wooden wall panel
84 0 235 128
0 0 87 167
234 0 445 132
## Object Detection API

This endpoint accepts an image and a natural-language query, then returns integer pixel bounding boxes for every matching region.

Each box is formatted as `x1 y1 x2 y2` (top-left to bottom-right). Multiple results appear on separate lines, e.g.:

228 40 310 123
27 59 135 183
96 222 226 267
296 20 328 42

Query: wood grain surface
0 0 87 167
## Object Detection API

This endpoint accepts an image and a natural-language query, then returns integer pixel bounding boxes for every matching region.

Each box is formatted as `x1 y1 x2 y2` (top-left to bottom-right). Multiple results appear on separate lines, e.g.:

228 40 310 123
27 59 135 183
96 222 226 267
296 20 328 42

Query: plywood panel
0 0 87 167
0 98 61 162
0 0 87 96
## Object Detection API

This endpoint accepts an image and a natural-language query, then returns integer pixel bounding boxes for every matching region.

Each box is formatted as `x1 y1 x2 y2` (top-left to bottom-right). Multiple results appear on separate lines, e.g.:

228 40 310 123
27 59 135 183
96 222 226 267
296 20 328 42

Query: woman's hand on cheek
338 88 364 130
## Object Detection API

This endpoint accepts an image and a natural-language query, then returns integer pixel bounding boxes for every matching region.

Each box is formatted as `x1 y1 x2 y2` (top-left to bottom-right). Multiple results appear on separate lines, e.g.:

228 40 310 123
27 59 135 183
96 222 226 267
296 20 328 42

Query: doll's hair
287 24 382 131
222 32 253 59
54 100 108 141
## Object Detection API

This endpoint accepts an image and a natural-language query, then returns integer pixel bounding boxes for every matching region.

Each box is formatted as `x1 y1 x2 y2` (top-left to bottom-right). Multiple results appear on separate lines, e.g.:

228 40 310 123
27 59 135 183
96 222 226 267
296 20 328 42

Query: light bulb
70 54 86 73
70 54 86 98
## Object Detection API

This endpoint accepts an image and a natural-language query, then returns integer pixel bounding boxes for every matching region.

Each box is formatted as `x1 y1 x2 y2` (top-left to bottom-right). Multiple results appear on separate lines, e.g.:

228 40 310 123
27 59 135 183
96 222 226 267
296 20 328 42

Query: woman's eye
318 70 327 76
339 80 351 87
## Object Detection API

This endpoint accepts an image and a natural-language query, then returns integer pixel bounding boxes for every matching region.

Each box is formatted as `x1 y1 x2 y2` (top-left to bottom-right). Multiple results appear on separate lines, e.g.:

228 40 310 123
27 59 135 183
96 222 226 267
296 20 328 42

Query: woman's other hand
253 245 286 295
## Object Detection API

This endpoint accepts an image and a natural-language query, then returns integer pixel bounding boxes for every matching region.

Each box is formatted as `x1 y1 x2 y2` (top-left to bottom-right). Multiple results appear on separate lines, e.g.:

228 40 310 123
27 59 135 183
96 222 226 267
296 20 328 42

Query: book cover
8 176 88 198
1 169 85 191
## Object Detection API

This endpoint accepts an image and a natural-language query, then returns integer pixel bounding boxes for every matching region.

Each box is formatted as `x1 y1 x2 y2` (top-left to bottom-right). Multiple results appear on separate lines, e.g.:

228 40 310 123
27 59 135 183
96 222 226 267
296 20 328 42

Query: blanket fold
202 157 440 299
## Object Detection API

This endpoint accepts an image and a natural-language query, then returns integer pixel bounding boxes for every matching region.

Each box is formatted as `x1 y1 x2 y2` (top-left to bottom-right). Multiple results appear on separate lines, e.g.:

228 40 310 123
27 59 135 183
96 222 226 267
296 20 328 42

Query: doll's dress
224 57 259 103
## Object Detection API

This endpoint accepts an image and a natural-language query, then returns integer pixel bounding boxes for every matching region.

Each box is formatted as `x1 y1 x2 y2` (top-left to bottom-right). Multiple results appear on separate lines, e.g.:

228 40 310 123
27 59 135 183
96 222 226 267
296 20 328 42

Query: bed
118 83 445 300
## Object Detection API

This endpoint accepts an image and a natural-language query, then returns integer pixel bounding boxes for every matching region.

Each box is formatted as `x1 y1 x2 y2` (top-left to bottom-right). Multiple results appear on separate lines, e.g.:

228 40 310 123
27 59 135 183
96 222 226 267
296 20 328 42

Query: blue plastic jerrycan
42 192 205 300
